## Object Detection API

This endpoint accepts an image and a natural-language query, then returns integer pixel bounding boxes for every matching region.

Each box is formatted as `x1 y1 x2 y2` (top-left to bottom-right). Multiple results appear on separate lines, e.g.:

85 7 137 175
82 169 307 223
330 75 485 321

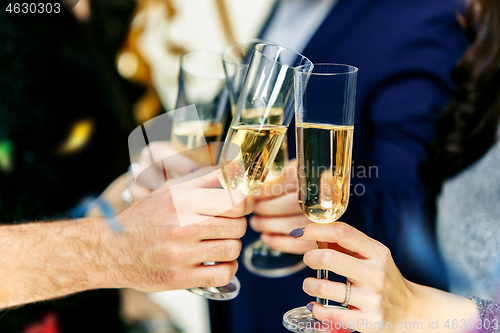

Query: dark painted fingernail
290 227 305 238
307 303 313 312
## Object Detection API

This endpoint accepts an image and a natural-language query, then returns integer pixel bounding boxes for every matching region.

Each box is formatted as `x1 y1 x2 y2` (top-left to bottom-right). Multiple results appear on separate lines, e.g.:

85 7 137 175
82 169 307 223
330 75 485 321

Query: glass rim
180 49 226 80
254 43 313 69
222 38 273 68
295 63 358 75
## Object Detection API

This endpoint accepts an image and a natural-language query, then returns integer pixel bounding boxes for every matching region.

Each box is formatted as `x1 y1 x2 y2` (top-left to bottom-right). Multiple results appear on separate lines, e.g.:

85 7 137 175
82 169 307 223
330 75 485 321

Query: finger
308 302 365 332
158 216 246 241
192 216 247 240
129 183 152 203
303 278 364 308
298 222 381 259
196 239 242 263
303 249 367 283
252 160 297 200
261 234 317 254
178 261 239 289
172 188 254 218
135 142 200 187
250 215 310 234
146 141 200 177
253 192 301 217
169 168 221 189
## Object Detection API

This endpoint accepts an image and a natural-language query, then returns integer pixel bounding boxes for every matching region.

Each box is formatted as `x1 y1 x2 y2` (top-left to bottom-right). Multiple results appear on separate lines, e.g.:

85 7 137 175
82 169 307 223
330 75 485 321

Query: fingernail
190 167 200 172
307 303 313 312
290 227 304 238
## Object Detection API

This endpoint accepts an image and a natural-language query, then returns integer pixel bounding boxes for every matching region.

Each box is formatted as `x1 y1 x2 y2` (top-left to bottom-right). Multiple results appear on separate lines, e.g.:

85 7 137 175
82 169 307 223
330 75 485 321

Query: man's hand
110 173 252 292
0 171 252 309
250 160 316 254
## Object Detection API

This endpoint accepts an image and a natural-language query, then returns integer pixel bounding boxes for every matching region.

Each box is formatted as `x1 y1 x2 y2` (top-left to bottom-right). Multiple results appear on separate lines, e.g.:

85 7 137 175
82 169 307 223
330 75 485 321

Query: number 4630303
6 2 61 14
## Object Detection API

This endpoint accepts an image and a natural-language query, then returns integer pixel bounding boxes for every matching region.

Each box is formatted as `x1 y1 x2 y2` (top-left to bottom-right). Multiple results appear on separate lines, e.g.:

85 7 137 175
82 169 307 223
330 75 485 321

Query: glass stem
317 241 329 306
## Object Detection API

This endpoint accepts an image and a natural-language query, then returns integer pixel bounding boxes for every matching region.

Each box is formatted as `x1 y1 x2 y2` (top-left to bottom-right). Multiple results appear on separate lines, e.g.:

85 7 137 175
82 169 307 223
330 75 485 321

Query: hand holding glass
283 64 358 332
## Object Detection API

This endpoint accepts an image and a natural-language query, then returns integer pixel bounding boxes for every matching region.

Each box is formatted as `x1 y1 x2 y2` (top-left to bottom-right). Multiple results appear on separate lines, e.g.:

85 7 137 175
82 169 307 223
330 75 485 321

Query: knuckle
165 243 184 263
250 216 262 232
317 280 332 297
233 217 247 238
334 222 351 238
230 191 247 215
222 266 235 285
215 242 230 259
380 245 392 262
235 217 247 238
227 240 242 261
211 217 246 239
201 274 218 288
319 249 336 267
166 225 187 240
216 264 235 287
206 220 224 237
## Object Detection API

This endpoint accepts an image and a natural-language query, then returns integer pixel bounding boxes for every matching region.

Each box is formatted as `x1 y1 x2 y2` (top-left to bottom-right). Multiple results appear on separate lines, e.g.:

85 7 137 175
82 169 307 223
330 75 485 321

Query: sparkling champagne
296 122 354 223
218 124 287 194
171 120 224 166
241 107 288 182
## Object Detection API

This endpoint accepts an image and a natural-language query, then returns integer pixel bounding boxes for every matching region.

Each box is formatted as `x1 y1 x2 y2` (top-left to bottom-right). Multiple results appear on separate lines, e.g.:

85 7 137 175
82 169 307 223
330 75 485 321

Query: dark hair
422 0 500 196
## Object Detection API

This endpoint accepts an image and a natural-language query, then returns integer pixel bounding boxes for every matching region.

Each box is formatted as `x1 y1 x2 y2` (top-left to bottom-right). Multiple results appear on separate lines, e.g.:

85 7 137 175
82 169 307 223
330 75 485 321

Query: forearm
0 218 118 309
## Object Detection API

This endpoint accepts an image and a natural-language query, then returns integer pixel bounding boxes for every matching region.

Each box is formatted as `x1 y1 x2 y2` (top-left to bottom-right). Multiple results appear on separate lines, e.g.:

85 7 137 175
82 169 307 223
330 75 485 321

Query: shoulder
362 0 468 76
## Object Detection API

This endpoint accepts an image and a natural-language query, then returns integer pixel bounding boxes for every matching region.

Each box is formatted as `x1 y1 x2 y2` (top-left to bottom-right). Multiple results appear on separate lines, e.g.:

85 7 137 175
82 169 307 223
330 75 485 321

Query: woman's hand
250 160 316 254
292 222 478 332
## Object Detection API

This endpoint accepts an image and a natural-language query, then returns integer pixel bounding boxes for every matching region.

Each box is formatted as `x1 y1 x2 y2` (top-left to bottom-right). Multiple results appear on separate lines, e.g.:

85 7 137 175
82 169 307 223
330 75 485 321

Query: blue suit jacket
210 1 468 332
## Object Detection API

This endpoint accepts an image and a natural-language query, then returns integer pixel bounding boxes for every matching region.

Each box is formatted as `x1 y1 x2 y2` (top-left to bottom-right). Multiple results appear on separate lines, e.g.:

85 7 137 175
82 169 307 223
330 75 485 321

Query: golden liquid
171 120 224 166
241 107 288 182
296 123 353 223
218 124 287 194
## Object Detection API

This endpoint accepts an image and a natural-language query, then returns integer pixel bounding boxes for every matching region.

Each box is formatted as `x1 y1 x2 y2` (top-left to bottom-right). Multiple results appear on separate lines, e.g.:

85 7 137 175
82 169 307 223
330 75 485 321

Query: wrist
91 213 142 290
78 217 126 289
404 280 428 331
405 280 478 332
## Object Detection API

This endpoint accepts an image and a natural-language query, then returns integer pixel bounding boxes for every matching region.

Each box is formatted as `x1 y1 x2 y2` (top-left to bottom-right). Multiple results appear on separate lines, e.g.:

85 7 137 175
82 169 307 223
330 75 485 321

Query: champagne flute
173 50 238 300
222 40 308 278
172 50 229 168
283 64 358 332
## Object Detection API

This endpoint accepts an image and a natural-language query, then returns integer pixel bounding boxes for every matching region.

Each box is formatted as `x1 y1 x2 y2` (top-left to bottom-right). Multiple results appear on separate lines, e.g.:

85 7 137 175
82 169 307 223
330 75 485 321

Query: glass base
283 305 352 333
243 240 307 278
187 275 240 300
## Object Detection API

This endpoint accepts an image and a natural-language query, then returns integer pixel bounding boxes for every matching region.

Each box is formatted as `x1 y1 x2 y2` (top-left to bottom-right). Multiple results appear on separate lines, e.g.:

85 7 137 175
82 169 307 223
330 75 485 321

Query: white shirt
262 0 338 54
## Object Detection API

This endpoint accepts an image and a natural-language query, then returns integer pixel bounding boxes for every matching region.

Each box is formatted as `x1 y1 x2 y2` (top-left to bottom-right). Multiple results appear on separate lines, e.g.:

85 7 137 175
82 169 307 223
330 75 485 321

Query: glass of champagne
218 42 313 191
222 40 308 278
283 64 358 332
172 50 229 168
172 50 237 300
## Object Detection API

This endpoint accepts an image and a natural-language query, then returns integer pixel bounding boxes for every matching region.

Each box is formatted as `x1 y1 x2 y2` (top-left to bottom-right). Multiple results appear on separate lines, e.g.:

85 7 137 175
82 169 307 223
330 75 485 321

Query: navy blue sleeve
343 74 451 288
